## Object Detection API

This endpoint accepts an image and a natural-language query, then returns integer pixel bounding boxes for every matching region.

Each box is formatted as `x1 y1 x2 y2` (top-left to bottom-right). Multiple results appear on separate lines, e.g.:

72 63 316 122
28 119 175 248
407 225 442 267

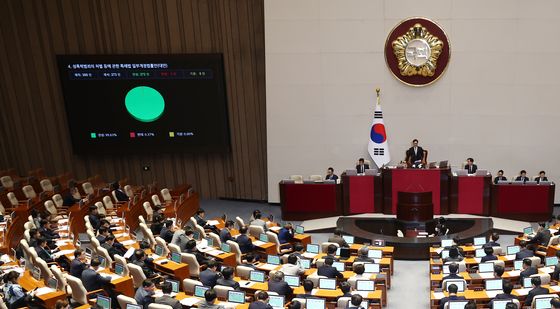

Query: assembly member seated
551 251 560 281
249 291 273 309
520 258 538 281
355 158 369 174
515 170 530 183
528 222 551 246
216 267 240 290
515 240 535 260
494 170 507 184
82 258 112 297
268 271 293 297
442 263 463 282
525 276 549 306
439 284 466 309
325 167 338 181
406 139 424 168
155 281 182 309
535 171 549 183
480 247 497 263
487 281 517 308
465 158 477 174
317 257 343 279
327 228 349 247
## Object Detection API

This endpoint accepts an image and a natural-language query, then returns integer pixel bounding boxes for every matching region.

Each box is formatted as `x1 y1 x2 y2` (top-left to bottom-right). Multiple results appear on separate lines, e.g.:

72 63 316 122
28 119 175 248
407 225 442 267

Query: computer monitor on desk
475 169 487 176
439 160 449 168
345 170 358 176
455 170 467 176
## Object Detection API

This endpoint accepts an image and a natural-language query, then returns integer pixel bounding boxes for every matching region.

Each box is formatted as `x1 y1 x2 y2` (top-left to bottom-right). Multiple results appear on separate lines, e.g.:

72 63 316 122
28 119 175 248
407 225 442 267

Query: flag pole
376 87 381 105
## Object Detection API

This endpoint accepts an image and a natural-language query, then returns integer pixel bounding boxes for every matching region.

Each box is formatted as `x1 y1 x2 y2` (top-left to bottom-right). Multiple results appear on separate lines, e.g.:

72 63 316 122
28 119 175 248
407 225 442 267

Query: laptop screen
485 279 503 291
155 245 164 256
126 304 143 309
284 275 300 287
332 261 345 272
171 252 181 263
507 246 520 255
300 259 311 269
168 279 179 293
441 239 453 247
442 264 450 274
524 227 533 235
259 233 269 242
338 248 350 259
267 255 280 265
445 280 465 292
318 278 336 290
364 263 380 273
194 285 210 298
475 249 485 258
448 301 469 309
342 235 354 244
441 250 450 259
523 277 533 288
295 225 304 234
249 271 265 283
306 244 319 254
205 237 214 247
192 231 201 241
268 295 285 309
96 295 111 309
473 237 486 246
356 280 375 291
306 298 326 309
535 297 554 309
478 262 494 273
221 243 231 253
47 277 58 290
367 249 382 259
114 263 124 276
492 300 513 309
546 256 558 267
514 260 523 270
227 290 245 304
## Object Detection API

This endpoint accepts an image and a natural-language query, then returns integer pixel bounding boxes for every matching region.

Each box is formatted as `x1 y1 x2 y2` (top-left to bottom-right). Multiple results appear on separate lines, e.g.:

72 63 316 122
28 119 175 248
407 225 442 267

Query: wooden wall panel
0 0 267 200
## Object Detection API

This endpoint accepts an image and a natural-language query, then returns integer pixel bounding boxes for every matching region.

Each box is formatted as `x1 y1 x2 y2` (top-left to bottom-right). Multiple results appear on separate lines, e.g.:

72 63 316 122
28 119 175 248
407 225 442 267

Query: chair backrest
44 200 58 216
143 202 154 221
22 185 37 199
40 179 53 192
194 224 206 239
248 225 265 238
52 194 64 208
82 182 94 195
95 201 106 216
168 243 181 254
0 201 4 215
227 240 242 264
96 246 114 267
309 175 322 181
24 221 34 230
266 231 282 254
235 266 254 279
7 192 18 206
0 176 13 189
444 261 467 272
117 294 138 308
151 194 162 206
531 273 551 285
103 196 115 210
139 215 146 225
23 229 31 242
182 253 201 277
127 263 147 288
235 216 245 230
548 235 560 246
155 237 170 257
124 185 134 198
306 274 327 287
20 239 35 270
214 285 234 300
148 304 174 309
50 265 67 291
321 242 339 253
208 232 222 248
489 260 505 268
65 274 88 305
34 257 53 281
347 277 359 289
0 294 8 309
289 175 303 183
337 297 352 308
161 188 172 202
113 254 130 277
111 191 119 203
492 246 503 255
182 278 203 294
139 223 156 248
528 256 541 267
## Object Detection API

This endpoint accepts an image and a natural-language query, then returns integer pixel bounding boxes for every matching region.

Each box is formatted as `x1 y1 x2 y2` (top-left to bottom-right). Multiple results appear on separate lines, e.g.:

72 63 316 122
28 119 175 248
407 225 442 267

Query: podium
396 191 433 222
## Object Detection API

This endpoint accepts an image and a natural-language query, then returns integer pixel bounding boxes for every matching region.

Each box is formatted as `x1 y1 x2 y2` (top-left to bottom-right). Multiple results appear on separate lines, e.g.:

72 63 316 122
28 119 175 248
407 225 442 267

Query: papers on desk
113 232 125 238
540 266 555 274
110 218 122 224
485 290 502 298
550 228 559 234
181 297 203 306
302 253 317 259
239 280 257 287
515 288 532 296
154 259 169 264
120 239 136 246
106 274 123 281
52 250 75 259
153 290 177 298
58 218 69 224
55 239 72 247
258 263 278 271
219 301 238 309
550 285 560 292
0 265 23 273
253 240 266 247
504 255 516 261
151 254 162 260
0 254 12 263
34 287 56 296
506 270 521 277
478 272 494 279
111 226 124 231
373 259 381 263
432 292 445 300
207 220 220 226
269 226 281 232
124 247 135 259
207 249 225 256
198 246 213 253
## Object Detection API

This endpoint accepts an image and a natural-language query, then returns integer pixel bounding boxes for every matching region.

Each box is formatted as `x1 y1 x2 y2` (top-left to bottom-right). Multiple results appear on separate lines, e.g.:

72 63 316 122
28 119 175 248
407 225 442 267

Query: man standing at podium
355 158 369 174
407 139 424 168
465 158 477 174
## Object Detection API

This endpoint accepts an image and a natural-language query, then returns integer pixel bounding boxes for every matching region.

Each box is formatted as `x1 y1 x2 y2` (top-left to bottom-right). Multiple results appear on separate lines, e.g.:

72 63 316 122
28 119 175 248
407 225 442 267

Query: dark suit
325 174 338 181
494 176 507 184
355 164 370 174
524 286 549 305
488 293 516 309
199 269 220 287
268 279 293 297
249 301 273 309
35 246 54 263
278 228 294 244
216 277 240 290
407 146 424 165
70 259 88 278
327 235 348 248
132 259 156 278
515 176 529 183
89 214 101 231
81 268 111 292
535 176 548 184
515 249 534 260
552 264 560 281
236 234 255 253
220 228 233 244
160 227 174 243
195 215 207 227
113 189 129 202
442 273 463 282
520 266 537 280
465 164 478 174
439 295 466 309
317 265 343 279
155 295 182 309
101 242 125 260
484 241 500 248
529 230 551 246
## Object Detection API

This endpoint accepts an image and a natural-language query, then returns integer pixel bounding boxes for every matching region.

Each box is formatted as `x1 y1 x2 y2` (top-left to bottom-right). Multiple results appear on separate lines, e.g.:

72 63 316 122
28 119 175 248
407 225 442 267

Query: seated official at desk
160 220 175 243
443 247 463 264
551 298 560 309
102 235 126 259
551 251 560 281
220 220 235 244
268 271 293 297
318 257 343 279
348 294 365 309
439 283 466 309
488 280 517 308
3 270 29 308
442 263 463 282
528 222 552 246
525 276 549 306
82 258 112 296
184 239 211 266
520 258 538 281
70 249 88 278
356 158 369 174
135 279 156 308
494 264 505 278
350 264 368 280
535 171 549 184
325 167 338 181
250 291 274 309
515 240 535 260
216 266 240 290
406 139 424 168
355 247 374 263
279 254 305 276
200 260 221 288
481 247 498 263
494 170 507 184
484 233 500 248
278 223 294 246
156 281 182 309
515 170 530 183
110 181 129 202
200 289 225 309
250 213 268 232
465 157 477 174
132 249 159 280
339 282 353 298
239 253 258 269
327 228 349 248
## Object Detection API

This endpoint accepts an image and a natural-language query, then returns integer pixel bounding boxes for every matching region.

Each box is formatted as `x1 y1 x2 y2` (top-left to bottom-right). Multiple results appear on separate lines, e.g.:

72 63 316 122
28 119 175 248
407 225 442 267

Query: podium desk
450 175 491 215
491 183 555 221
382 167 450 215
342 174 383 215
279 181 342 220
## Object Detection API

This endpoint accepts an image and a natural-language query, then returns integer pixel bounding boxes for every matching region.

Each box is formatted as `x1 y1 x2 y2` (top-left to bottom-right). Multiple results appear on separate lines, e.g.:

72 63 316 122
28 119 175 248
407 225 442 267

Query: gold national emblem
392 23 444 77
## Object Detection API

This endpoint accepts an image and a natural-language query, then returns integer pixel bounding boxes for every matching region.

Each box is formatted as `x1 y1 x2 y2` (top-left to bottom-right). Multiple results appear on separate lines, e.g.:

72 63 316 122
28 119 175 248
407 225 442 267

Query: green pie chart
125 86 165 122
